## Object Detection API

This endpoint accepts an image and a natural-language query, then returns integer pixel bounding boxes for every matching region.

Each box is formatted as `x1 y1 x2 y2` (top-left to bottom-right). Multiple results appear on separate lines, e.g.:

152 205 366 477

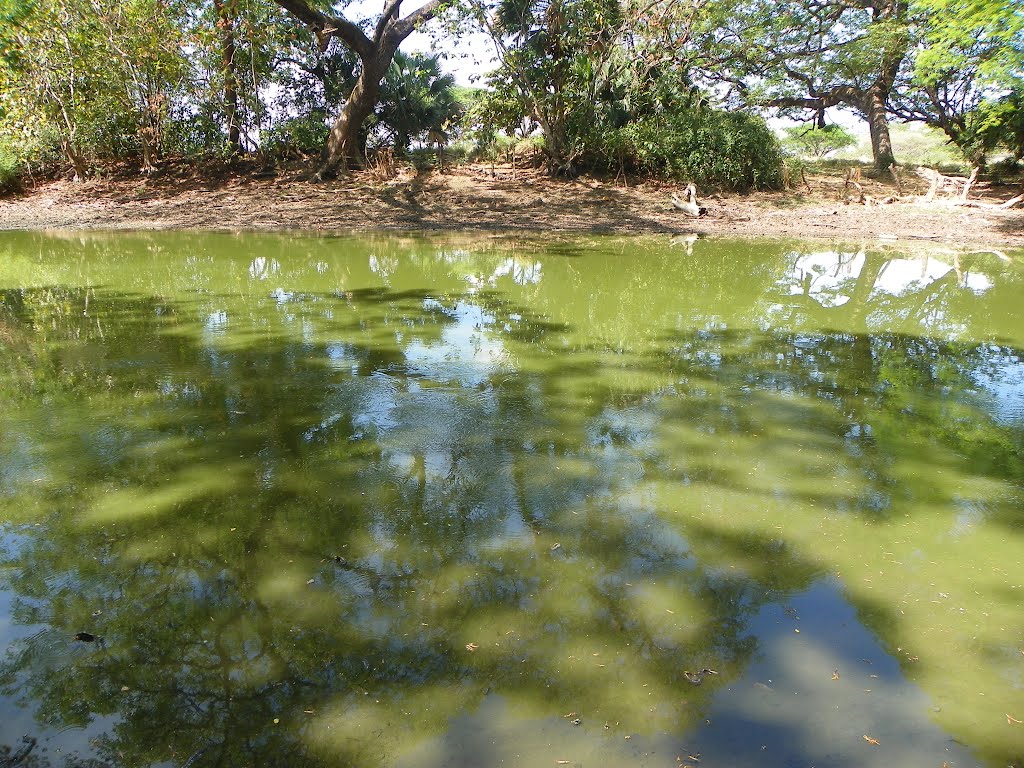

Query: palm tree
374 51 460 155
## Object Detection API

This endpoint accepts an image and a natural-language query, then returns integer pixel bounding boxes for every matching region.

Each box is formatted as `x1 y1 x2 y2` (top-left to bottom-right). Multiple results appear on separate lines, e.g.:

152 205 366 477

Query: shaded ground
1 160 1022 248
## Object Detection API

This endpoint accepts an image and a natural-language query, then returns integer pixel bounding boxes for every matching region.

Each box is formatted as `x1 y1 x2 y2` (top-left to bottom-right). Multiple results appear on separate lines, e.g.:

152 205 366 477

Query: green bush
617 108 784 190
0 144 23 194
264 114 330 158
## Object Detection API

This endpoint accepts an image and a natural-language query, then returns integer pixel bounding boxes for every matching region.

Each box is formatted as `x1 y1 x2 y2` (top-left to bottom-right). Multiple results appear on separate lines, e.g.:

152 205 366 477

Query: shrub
264 114 330 159
0 144 23 194
618 108 784 190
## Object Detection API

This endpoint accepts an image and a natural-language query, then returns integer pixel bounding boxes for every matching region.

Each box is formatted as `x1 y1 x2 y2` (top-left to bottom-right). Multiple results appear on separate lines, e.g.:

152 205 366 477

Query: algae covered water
0 231 1022 767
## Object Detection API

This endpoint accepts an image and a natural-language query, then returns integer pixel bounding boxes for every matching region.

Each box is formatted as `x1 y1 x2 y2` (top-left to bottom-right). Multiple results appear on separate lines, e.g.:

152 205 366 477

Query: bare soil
1 160 1022 249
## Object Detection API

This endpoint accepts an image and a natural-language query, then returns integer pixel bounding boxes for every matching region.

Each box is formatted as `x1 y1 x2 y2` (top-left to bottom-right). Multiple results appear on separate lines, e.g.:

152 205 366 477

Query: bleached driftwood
918 166 982 202
953 193 1024 210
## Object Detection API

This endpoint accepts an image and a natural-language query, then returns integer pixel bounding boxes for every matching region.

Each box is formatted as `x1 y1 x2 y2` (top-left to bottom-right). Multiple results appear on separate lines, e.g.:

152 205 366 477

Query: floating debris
73 632 98 643
863 735 880 746
683 669 718 685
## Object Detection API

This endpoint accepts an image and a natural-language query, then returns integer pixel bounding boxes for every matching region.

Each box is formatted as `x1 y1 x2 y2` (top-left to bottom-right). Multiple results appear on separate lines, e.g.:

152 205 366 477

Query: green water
0 231 1022 768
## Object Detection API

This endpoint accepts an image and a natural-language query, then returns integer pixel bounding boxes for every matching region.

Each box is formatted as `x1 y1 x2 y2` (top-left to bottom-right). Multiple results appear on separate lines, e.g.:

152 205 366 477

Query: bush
0 144 23 195
264 114 330 159
617 108 784 190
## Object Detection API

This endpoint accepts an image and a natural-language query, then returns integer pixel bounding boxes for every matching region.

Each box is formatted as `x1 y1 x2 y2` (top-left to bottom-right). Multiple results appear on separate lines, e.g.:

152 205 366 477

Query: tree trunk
537 110 573 176
864 87 895 170
317 54 390 178
60 138 88 181
214 0 241 154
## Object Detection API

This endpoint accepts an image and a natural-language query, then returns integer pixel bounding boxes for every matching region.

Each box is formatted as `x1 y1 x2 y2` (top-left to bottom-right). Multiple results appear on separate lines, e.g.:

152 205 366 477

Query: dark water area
0 231 1022 767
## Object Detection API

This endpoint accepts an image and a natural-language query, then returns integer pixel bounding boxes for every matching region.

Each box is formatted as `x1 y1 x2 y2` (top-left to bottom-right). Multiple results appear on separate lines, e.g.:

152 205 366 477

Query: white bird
671 183 708 217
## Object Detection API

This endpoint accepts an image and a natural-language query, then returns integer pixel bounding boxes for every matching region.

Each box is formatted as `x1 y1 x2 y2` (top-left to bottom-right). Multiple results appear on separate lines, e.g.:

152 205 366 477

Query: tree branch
374 0 404 44
273 0 373 59
389 0 446 43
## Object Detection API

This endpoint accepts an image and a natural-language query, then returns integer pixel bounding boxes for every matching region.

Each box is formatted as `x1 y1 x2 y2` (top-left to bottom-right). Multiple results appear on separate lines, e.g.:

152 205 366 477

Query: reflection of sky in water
204 309 228 335
247 256 281 281
786 251 993 307
403 300 508 387
973 349 1024 426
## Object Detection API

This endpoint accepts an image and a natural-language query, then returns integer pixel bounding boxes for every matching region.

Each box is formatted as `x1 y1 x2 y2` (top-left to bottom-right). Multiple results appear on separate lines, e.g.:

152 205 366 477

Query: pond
0 230 1022 768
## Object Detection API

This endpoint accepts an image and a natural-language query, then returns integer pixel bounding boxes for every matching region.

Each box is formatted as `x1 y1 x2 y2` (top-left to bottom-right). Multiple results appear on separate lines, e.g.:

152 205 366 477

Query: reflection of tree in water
0 283 779 766
0 237 1021 766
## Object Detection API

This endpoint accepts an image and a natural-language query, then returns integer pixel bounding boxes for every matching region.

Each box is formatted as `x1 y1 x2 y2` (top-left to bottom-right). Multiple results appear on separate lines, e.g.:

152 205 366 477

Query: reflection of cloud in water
204 310 228 335
465 257 543 292
786 250 865 307
785 251 992 307
369 253 399 280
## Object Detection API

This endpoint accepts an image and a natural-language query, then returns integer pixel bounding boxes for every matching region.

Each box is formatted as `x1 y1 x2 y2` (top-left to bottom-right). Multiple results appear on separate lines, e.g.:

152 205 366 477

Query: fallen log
953 193 1024 210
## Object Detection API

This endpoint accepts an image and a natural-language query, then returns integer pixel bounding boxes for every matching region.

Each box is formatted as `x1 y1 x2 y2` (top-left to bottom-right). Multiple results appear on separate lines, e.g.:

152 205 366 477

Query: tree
213 0 243 154
375 51 461 154
715 0 913 170
272 0 452 177
472 0 624 174
782 123 858 159
889 0 1024 166
0 0 188 176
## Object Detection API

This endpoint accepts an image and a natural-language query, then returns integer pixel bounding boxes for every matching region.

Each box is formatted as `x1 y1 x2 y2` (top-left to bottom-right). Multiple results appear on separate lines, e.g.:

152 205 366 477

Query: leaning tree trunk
864 86 895 170
316 53 392 178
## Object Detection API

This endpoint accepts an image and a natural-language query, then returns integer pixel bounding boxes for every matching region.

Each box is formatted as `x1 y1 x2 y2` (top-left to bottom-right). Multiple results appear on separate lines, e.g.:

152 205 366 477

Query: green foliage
892 0 1024 165
0 142 22 193
373 51 461 154
618 107 784 189
782 124 858 159
264 114 331 157
0 0 191 175
478 0 625 173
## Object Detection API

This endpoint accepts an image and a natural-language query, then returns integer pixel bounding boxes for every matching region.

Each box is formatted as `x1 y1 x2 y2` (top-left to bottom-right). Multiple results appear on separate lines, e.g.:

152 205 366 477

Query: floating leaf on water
863 735 880 745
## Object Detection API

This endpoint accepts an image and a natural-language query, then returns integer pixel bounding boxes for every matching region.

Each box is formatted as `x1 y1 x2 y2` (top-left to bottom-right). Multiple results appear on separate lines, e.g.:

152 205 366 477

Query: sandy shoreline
1 164 1022 250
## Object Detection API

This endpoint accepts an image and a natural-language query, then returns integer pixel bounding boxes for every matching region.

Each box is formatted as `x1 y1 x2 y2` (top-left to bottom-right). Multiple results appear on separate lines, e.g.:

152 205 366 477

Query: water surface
0 231 1022 768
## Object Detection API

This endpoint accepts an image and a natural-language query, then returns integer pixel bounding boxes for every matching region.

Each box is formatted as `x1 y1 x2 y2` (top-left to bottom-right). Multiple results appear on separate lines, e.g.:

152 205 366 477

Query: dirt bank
1 162 1022 249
